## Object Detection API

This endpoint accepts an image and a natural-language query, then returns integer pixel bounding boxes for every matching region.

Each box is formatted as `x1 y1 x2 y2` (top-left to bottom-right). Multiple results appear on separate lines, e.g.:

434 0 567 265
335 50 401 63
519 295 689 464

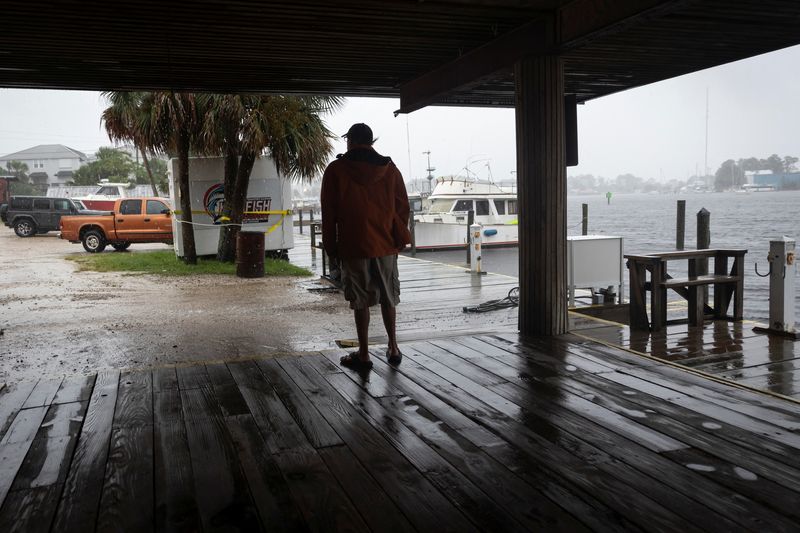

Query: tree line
714 154 798 190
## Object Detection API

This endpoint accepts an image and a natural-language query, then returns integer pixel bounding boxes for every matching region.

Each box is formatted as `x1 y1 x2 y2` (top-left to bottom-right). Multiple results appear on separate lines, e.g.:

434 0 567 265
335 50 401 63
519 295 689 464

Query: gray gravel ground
0 228 354 381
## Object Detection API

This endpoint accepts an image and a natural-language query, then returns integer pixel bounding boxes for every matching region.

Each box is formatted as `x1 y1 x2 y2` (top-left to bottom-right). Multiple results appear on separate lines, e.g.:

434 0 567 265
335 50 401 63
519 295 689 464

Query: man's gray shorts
340 254 400 310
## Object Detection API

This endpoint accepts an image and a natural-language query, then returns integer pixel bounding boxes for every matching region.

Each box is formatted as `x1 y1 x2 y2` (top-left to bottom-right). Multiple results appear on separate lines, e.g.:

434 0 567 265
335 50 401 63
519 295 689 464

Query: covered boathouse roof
0 0 799 111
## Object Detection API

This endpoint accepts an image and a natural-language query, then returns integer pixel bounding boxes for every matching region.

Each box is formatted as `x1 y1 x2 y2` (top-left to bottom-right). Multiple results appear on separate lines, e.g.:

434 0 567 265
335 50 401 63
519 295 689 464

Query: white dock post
469 223 482 274
756 236 799 339
770 237 797 335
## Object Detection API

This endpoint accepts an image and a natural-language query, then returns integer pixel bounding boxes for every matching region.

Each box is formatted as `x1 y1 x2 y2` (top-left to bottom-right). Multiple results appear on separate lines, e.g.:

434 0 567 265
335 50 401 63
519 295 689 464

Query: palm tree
101 92 160 196
201 94 342 261
148 92 202 264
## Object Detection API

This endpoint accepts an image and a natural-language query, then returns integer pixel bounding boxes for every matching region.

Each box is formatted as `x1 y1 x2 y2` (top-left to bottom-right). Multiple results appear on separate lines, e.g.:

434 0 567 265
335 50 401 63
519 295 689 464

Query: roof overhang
1 0 799 111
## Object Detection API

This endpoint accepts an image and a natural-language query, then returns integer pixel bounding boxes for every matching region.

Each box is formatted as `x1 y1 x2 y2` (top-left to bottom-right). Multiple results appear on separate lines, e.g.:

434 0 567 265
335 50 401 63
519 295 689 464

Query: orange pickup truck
60 197 173 253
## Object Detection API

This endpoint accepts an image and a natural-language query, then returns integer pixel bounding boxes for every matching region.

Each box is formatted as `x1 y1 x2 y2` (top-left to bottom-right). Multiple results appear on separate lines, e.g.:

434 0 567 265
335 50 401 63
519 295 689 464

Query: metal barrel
236 231 265 278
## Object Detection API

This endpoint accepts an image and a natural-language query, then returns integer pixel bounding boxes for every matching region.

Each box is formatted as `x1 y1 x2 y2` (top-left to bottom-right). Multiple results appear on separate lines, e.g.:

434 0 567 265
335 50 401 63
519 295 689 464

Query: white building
0 144 88 188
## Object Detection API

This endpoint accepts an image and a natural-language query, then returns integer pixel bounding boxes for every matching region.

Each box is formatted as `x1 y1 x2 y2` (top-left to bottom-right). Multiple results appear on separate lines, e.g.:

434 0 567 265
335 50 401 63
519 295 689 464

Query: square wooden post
515 53 567 336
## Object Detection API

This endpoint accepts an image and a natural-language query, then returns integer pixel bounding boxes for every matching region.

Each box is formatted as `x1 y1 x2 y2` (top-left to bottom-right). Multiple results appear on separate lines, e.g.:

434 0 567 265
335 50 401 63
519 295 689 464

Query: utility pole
423 150 436 193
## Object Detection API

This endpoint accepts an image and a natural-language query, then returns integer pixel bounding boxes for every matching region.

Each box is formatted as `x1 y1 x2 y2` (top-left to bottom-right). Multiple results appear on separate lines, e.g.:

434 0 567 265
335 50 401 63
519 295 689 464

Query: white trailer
168 156 294 257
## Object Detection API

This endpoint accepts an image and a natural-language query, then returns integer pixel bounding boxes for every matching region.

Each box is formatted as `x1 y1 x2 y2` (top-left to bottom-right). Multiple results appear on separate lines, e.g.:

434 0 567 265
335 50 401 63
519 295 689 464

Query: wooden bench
625 249 747 331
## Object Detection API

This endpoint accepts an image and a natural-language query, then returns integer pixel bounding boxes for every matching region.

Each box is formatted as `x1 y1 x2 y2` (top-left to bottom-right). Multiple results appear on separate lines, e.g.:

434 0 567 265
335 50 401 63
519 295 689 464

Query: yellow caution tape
172 209 292 216
171 209 293 235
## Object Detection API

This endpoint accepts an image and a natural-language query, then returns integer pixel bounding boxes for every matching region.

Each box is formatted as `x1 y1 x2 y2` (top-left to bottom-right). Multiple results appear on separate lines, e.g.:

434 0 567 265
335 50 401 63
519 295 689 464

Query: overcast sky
1 44 798 186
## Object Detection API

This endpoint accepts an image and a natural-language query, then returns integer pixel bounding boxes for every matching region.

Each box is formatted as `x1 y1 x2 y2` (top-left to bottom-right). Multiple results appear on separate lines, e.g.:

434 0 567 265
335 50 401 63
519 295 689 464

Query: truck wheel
14 218 36 238
111 242 131 251
82 230 107 253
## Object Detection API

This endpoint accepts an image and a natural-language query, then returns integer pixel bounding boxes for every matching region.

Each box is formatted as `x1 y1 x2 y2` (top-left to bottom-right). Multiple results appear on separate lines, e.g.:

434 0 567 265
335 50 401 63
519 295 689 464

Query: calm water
406 191 800 322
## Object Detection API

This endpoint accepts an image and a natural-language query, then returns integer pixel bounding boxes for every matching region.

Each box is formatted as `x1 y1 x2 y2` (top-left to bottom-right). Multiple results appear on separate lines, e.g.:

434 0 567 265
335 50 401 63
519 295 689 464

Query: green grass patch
67 250 312 277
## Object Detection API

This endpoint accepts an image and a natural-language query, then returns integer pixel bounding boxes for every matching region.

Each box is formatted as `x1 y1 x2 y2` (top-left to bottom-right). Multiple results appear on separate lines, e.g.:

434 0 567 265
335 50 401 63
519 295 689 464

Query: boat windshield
428 199 455 213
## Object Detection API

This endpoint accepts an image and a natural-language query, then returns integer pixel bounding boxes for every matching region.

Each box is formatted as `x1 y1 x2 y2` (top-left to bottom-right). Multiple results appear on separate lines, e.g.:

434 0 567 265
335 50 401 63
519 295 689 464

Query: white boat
68 181 139 210
411 177 518 250
741 183 776 192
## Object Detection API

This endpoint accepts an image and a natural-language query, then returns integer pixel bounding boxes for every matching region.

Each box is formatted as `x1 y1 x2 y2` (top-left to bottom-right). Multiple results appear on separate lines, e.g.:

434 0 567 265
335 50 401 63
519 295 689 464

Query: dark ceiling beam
398 0 690 113
397 17 551 114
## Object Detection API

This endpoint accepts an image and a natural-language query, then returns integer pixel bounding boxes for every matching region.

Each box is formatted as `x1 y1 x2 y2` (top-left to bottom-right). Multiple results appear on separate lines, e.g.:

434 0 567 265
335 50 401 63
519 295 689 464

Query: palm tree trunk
140 148 160 196
222 151 257 261
216 150 239 261
177 129 197 264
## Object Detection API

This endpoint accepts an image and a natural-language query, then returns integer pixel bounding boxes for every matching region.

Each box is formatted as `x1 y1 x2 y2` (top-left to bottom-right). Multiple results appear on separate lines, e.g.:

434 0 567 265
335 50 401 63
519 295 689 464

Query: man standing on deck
321 123 411 370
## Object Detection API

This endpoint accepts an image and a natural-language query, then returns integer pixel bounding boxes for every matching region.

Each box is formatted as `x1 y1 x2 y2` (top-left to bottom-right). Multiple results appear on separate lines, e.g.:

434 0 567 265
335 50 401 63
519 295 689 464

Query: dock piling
697 207 710 306
466 209 474 265
676 200 686 250
582 203 588 235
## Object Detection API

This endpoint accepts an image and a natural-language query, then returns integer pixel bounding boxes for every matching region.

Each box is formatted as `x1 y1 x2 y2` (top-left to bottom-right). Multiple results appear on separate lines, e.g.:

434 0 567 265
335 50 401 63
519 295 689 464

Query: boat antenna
423 150 436 193
485 161 493 183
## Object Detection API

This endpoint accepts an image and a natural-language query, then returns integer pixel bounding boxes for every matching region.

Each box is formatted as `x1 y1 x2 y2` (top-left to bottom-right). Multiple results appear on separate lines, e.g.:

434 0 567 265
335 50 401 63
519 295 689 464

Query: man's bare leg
380 302 401 357
354 307 371 361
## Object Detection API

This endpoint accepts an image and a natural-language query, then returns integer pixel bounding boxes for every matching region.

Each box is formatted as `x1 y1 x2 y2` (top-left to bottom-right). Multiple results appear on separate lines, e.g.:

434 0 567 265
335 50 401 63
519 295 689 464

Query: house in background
0 144 88 189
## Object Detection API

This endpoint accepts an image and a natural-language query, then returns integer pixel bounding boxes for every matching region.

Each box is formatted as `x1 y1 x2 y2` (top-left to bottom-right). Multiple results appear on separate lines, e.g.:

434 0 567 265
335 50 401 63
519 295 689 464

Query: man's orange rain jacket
320 145 410 260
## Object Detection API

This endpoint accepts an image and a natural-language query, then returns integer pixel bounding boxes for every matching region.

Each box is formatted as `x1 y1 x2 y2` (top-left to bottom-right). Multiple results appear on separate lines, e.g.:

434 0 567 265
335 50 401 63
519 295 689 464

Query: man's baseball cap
342 123 374 145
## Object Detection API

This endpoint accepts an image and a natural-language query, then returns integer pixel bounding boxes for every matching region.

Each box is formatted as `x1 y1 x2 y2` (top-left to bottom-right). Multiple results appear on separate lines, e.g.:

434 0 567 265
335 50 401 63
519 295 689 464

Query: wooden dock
289 234 520 343
2 332 800 532
2 235 798 531
573 314 800 401
292 233 800 400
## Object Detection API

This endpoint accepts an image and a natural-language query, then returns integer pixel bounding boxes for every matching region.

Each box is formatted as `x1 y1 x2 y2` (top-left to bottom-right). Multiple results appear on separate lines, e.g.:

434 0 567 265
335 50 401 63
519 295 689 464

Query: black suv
3 196 84 237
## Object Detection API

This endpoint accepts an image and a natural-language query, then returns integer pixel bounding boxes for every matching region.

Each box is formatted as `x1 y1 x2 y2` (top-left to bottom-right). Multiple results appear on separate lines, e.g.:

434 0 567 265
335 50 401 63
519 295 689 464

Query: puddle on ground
733 467 758 481
686 463 716 473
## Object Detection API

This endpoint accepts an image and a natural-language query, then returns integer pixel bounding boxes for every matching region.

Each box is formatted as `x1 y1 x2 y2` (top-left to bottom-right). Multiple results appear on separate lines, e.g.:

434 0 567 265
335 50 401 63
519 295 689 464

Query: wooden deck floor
289 234 520 344
573 313 800 400
2 332 800 532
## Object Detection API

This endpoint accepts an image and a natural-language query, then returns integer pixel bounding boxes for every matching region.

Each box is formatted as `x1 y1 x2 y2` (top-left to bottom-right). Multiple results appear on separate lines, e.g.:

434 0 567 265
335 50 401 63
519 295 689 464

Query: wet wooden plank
51 370 120 533
492 333 800 432
10 402 86 490
328 369 588 532
383 346 703 532
153 389 201 533
152 367 178 391
405 345 748 530
176 365 211 390
180 387 261 532
553 369 800 471
277 356 476 533
255 358 343 449
205 363 236 386
0 485 61 533
304 353 403 398
662 448 800 525
486 378 795 531
22 378 63 409
405 344 688 454
229 361 366 531
420 340 510 386
319 369 528 532
0 406 48 445
112 370 153 429
224 415 309 533
318 349 507 447
0 441 35 507
97 425 155 533
52 375 95 405
318 445 416 533
227 360 311 453
0 381 37 439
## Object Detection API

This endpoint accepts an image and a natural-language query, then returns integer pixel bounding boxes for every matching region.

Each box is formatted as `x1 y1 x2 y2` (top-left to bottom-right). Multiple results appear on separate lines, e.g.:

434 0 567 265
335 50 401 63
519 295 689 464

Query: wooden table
625 249 747 331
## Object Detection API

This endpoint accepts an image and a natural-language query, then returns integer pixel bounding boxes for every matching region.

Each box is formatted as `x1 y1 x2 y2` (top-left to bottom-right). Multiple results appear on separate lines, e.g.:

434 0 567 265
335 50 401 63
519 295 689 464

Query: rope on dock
462 287 519 313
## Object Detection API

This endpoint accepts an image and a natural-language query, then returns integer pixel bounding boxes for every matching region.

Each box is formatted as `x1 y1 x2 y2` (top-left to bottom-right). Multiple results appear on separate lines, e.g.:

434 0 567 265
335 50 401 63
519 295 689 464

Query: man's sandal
387 351 403 366
340 352 374 370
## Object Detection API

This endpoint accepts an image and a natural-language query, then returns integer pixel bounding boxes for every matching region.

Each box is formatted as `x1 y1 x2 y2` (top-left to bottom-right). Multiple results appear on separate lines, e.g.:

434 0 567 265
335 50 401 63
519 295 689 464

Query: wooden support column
515 54 567 336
